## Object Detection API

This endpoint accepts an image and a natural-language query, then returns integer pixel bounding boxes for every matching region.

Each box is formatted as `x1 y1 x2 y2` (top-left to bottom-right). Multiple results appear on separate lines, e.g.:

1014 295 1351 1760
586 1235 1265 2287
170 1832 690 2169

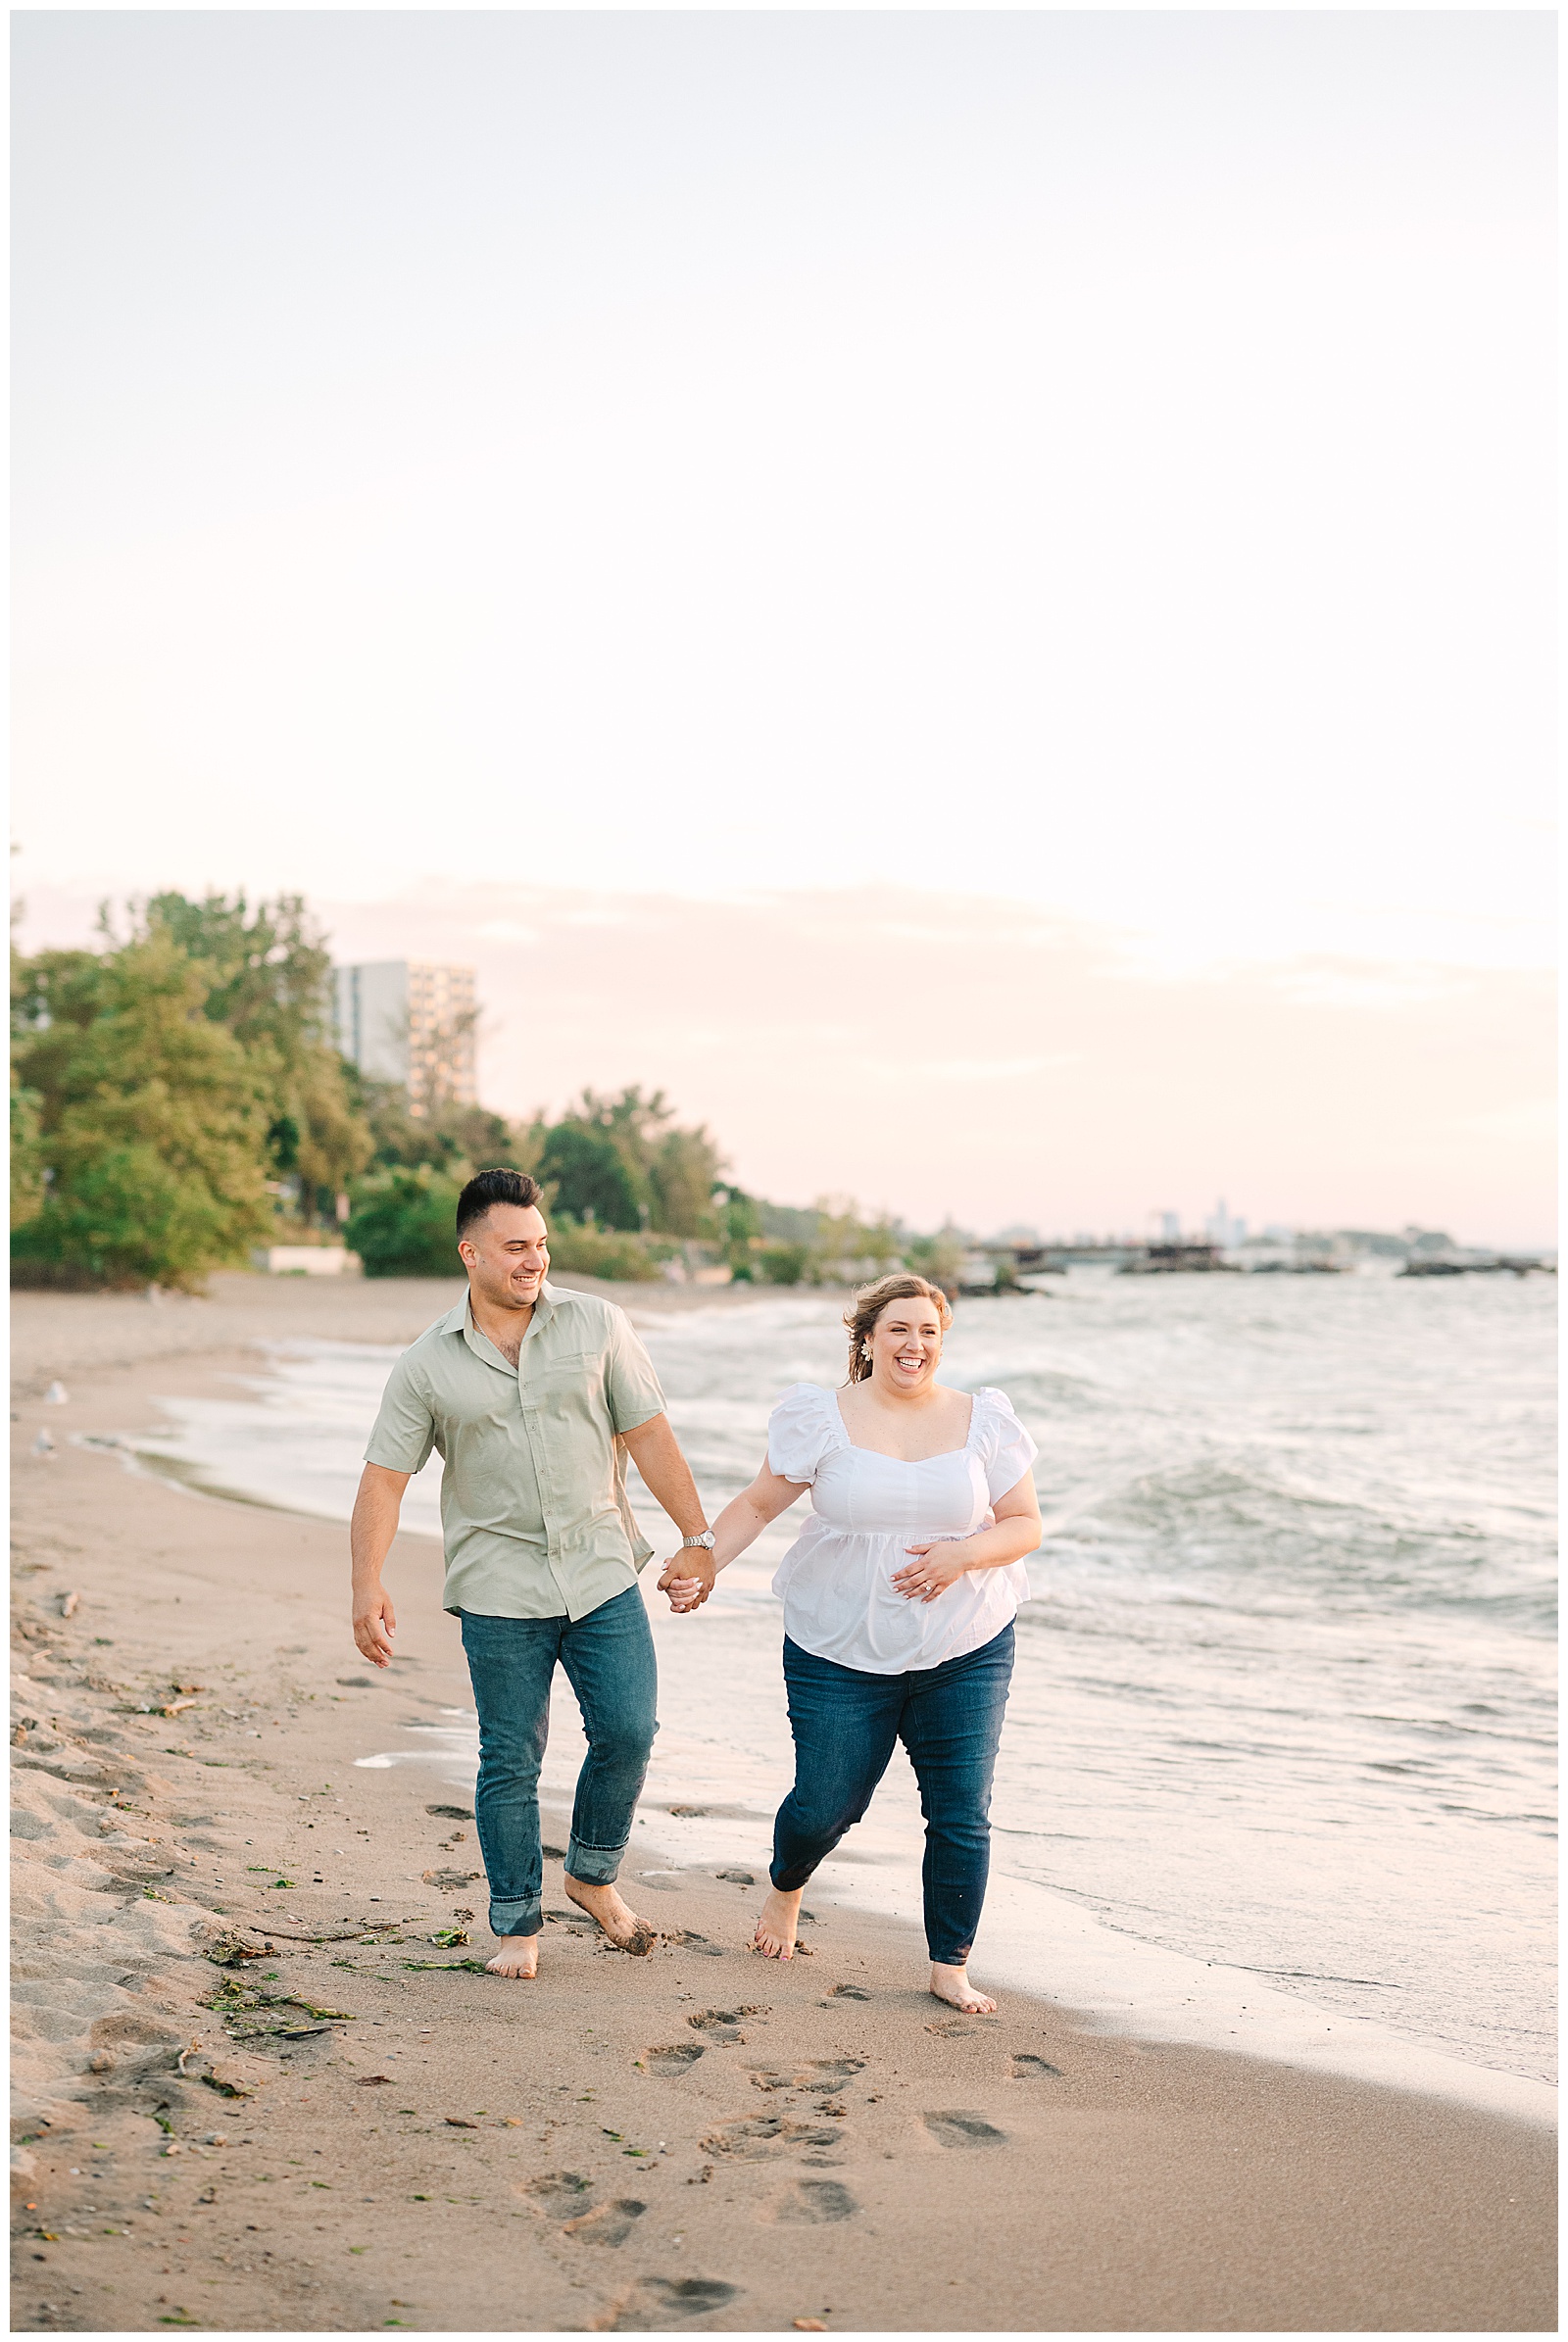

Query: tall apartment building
333 960 478 1117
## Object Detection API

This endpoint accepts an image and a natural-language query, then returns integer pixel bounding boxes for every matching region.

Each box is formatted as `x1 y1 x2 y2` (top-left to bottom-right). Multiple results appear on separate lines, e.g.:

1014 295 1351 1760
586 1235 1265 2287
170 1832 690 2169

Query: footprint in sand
925 2018 978 2037
764 2179 858 2224
644 2044 705 2077
748 2058 866 2093
1011 2053 1064 2079
598 2276 741 2330
828 1983 870 2001
922 2111 1007 2149
564 2198 647 2246
662 1929 724 1957
701 2116 844 2164
520 2171 595 2212
686 2006 768 2044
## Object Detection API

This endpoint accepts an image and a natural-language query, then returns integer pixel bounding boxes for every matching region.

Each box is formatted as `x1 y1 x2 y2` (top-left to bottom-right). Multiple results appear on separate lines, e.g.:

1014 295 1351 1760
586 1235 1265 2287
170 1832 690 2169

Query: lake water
109 1267 1556 2115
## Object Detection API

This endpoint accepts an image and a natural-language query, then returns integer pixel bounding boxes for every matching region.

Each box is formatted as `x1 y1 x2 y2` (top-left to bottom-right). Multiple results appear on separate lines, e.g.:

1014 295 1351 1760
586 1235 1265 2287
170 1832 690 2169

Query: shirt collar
441 1284 558 1341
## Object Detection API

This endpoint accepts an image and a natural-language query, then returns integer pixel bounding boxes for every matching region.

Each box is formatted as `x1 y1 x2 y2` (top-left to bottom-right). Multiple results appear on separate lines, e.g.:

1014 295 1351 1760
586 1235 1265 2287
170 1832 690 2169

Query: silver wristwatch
682 1531 716 1550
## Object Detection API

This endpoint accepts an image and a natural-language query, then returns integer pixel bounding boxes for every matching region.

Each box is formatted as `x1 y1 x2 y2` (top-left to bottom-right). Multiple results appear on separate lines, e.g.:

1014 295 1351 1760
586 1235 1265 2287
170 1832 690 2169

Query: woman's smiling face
864 1295 947 1395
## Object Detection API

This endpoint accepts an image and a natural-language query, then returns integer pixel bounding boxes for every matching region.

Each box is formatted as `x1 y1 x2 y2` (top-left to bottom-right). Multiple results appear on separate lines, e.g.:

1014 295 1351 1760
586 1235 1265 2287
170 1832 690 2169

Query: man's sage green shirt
364 1283 667 1622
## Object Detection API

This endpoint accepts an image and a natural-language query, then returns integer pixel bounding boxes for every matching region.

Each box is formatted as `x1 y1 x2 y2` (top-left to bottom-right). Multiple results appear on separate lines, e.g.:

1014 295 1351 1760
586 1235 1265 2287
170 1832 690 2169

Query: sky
11 12 1555 1243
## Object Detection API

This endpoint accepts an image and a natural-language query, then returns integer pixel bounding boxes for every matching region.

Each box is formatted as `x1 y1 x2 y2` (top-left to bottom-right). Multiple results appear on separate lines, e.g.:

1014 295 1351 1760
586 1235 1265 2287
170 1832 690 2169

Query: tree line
11 892 959 1291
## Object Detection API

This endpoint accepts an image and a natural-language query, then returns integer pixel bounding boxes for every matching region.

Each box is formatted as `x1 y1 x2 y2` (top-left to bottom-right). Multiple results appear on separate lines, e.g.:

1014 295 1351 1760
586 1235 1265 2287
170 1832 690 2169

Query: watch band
682 1531 716 1550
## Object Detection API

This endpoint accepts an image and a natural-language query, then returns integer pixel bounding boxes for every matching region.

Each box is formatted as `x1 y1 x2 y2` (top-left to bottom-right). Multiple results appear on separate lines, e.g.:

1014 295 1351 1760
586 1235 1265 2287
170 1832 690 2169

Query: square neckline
830 1386 977 1464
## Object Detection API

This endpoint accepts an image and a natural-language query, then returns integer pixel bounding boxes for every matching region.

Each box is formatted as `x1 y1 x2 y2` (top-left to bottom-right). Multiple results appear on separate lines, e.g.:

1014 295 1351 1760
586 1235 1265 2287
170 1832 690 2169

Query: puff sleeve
766 1384 838 1485
974 1388 1039 1501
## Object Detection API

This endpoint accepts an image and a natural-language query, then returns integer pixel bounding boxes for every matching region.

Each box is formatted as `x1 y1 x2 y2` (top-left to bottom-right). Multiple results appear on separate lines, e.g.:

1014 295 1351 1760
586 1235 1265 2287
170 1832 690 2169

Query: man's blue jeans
771 1623 1014 1967
460 1587 658 1940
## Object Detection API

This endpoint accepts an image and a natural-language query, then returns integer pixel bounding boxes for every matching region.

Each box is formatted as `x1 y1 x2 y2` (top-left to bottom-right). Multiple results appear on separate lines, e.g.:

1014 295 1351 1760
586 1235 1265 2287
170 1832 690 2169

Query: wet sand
10 1277 1557 2333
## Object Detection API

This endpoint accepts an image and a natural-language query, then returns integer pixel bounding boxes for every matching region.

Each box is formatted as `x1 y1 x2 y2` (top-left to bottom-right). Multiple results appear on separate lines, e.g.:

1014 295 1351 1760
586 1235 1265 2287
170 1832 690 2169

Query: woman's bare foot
485 1933 540 1978
752 1884 805 1959
930 1962 998 2015
564 1876 657 1957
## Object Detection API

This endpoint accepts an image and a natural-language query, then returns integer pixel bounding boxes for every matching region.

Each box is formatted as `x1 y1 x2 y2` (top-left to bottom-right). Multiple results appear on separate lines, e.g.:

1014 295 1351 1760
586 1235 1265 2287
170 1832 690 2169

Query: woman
662 1272 1042 2016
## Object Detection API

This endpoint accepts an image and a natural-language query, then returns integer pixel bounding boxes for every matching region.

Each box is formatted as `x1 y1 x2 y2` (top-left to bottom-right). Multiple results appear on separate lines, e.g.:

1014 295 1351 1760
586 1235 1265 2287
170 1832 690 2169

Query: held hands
658 1548 717 1615
891 1538 973 1604
353 1585 397 1666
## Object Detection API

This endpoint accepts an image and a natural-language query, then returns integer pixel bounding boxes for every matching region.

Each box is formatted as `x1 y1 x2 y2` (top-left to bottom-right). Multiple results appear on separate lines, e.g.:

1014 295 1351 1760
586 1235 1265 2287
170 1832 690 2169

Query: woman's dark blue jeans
460 1586 658 1941
771 1623 1014 1967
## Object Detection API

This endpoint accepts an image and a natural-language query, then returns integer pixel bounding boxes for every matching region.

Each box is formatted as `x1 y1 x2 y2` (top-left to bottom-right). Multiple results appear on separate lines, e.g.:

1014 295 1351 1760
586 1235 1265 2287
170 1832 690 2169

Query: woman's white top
766 1383 1040 1675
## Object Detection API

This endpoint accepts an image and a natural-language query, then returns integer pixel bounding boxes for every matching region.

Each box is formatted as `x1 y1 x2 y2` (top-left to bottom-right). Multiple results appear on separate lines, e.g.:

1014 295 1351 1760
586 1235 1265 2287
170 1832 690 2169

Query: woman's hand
891 1538 974 1604
659 1565 709 1614
894 1479 1044 1604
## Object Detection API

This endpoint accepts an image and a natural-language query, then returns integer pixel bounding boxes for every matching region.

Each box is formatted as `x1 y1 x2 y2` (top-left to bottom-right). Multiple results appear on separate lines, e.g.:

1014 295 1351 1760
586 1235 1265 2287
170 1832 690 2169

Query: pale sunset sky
12 13 1554 1243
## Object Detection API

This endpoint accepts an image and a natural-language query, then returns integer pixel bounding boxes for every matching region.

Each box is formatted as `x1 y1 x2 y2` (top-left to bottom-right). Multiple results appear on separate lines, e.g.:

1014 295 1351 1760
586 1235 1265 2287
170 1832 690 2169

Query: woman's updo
843 1272 954 1385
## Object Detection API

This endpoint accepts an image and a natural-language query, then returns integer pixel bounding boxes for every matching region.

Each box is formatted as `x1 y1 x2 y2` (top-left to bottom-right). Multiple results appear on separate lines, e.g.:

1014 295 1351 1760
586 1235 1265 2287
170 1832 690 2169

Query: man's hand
620 1415 716 1613
657 1548 716 1614
351 1462 411 1666
354 1584 398 1665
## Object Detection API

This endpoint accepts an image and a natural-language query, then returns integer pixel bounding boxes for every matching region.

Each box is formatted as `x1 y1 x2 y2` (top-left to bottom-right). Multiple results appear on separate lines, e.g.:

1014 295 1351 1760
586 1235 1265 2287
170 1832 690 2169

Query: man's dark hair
456 1168 544 1241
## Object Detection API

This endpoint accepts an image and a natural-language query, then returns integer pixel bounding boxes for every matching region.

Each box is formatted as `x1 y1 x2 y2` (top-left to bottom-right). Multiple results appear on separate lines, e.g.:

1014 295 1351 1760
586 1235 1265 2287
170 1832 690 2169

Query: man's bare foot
930 1962 997 2015
564 1876 657 1957
752 1884 805 1960
485 1933 541 1978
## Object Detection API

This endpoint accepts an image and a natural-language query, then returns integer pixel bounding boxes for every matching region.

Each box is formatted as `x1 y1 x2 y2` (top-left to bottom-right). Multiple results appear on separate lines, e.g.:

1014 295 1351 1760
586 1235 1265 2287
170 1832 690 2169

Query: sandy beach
10 1276 1556 2334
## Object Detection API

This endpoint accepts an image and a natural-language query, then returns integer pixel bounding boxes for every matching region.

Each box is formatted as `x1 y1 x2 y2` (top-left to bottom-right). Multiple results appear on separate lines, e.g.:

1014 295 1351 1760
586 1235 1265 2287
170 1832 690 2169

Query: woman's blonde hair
843 1272 954 1385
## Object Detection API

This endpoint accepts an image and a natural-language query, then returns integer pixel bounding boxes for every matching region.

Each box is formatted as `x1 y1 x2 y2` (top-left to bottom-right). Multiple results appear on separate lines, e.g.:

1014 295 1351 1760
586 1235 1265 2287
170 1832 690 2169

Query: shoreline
10 1282 1558 2332
8 1266 830 1394
37 1279 1556 2122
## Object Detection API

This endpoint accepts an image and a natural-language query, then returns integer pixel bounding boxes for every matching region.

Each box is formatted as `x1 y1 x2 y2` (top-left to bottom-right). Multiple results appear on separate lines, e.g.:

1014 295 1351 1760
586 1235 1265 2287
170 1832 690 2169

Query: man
350 1167 717 1977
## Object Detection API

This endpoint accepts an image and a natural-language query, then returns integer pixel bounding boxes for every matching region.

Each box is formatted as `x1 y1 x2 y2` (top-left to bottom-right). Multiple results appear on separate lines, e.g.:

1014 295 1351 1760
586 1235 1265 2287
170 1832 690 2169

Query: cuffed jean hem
488 1898 543 1939
565 1833 626 1885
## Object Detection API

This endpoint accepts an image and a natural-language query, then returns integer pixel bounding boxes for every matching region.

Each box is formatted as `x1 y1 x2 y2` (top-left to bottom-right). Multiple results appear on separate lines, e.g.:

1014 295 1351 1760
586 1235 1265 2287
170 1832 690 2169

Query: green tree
552 1085 723 1237
12 932 272 1289
130 892 371 1212
649 1123 723 1238
715 1185 761 1280
807 1197 905 1286
348 1066 536 1181
566 1085 671 1176
10 1072 44 1232
904 1225 967 1295
758 1242 809 1286
344 1168 466 1279
545 1221 663 1281
537 1121 645 1231
440 1104 537 1175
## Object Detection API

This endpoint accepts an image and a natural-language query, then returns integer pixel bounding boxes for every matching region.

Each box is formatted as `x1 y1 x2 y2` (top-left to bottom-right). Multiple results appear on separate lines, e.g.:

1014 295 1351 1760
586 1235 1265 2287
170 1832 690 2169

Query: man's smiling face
459 1201 550 1311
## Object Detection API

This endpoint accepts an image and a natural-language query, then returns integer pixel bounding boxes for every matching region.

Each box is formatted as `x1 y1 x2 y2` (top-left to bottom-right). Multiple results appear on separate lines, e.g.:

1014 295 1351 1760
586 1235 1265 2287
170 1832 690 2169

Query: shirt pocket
523 1350 602 1409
